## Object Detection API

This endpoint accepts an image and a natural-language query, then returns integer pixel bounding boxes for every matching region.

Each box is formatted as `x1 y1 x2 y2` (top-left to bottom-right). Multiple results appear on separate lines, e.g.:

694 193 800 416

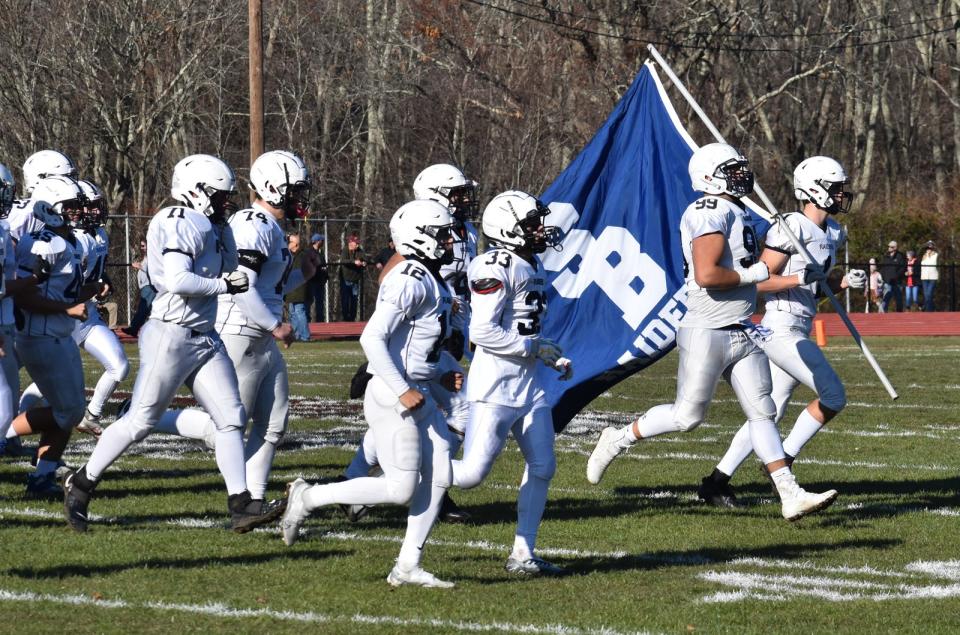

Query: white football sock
6 426 18 439
214 428 247 495
748 417 786 465
244 439 276 500
302 474 403 511
153 408 213 441
632 403 678 439
715 422 754 476
514 466 549 560
87 374 120 418
782 408 823 458
397 481 446 570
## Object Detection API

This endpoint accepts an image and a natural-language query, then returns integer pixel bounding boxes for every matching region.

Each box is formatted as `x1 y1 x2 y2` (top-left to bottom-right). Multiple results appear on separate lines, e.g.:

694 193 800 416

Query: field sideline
1 336 959 634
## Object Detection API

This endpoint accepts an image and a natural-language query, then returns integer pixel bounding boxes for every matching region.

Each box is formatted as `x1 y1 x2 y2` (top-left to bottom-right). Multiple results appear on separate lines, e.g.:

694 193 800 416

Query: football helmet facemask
794 156 852 214
78 179 107 229
413 163 480 222
390 199 460 265
688 143 754 198
171 154 238 221
249 150 312 220
22 150 78 194
481 190 563 254
30 175 86 229
0 162 14 218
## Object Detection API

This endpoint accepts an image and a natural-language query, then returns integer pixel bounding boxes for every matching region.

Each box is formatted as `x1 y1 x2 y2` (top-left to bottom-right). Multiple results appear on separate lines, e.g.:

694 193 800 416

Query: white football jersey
466 248 546 406
7 198 44 241
762 212 845 326
73 226 111 330
367 258 453 386
217 204 292 335
147 206 232 332
440 220 478 299
680 196 763 329
0 220 14 327
15 228 84 338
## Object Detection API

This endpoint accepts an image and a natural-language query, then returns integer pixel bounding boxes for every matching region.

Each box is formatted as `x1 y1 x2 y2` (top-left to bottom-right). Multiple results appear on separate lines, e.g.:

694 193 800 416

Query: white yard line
0 588 649 635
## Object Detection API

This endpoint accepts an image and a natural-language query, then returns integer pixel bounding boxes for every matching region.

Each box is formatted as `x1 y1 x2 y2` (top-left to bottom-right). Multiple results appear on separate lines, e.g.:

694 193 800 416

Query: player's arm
755 248 796 293
163 249 229 296
691 233 765 289
231 249 281 333
468 272 533 356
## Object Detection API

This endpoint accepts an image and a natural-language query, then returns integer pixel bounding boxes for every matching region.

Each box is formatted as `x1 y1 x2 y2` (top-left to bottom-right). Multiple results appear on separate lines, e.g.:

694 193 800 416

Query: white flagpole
647 44 898 400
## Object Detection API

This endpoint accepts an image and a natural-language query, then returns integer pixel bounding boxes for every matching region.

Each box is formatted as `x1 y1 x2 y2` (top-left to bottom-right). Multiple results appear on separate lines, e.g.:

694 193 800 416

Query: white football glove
223 270 249 294
844 269 867 289
536 338 563 366
797 262 827 285
554 356 573 381
737 262 769 286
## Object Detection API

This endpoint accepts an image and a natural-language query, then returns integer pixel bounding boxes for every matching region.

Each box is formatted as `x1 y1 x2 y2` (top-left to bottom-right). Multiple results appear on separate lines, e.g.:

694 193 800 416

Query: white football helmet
389 199 458 263
78 179 107 227
413 163 479 222
170 154 238 219
30 175 85 229
249 150 311 219
0 162 14 218
688 142 754 197
22 150 78 194
481 190 563 253
794 156 851 214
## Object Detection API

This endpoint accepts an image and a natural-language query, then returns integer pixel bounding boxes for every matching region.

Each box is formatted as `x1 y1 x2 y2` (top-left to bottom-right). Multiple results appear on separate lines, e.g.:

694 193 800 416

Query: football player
586 143 839 522
153 150 317 510
7 175 97 497
17 180 129 435
697 156 863 506
282 199 459 589
63 154 282 533
450 190 572 576
7 150 78 241
342 163 479 523
0 163 28 451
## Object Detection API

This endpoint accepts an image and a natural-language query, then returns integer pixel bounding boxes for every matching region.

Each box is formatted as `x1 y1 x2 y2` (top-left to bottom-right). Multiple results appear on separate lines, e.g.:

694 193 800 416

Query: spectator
307 233 328 322
374 239 395 272
921 240 939 312
121 239 155 337
879 240 906 312
904 250 919 311
285 234 311 341
868 258 883 313
339 232 366 321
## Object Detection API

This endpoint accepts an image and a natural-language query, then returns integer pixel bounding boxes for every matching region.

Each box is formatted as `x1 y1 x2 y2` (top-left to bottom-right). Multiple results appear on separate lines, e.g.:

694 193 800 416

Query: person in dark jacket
339 233 366 321
879 240 906 312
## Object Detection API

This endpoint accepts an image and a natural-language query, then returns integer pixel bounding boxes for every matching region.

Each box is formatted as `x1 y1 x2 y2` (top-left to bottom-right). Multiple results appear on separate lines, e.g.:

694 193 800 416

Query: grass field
1 336 959 634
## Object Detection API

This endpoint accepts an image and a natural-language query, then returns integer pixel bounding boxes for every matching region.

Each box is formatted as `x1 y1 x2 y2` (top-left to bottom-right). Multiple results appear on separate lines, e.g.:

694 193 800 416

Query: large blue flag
539 61 700 430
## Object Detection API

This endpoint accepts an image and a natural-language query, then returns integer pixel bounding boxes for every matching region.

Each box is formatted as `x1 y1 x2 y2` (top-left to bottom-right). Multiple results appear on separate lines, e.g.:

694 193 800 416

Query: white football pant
75 323 130 418
154 332 289 499
83 320 248 494
716 324 846 476
635 326 784 465
0 326 18 438
15 334 86 430
301 375 452 569
452 400 556 558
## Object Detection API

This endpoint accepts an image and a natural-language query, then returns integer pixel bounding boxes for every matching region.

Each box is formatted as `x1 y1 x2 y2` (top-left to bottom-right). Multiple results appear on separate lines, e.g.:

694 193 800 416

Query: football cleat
25 472 63 500
775 471 838 521
760 454 794 495
387 564 455 589
340 503 370 523
439 492 470 524
697 476 742 508
586 426 628 484
280 478 310 546
505 555 567 577
76 409 103 436
229 491 285 534
63 469 93 532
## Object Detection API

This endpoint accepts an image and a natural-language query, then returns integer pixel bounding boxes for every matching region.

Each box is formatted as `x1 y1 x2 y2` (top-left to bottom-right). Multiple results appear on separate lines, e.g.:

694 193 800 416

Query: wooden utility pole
249 0 264 186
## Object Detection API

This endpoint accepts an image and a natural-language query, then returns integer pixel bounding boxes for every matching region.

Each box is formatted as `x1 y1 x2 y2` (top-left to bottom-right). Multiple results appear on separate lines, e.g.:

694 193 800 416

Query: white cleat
505 555 566 577
777 473 839 521
587 427 627 484
387 564 455 589
280 478 310 546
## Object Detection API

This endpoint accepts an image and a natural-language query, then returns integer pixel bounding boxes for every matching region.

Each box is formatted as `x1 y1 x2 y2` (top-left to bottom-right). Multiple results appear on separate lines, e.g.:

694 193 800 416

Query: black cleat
229 491 285 534
439 492 470 524
64 468 95 532
697 474 741 508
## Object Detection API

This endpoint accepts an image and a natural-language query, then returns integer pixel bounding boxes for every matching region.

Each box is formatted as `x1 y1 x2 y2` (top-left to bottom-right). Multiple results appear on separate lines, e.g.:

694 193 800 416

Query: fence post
124 214 132 325
323 217 330 322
